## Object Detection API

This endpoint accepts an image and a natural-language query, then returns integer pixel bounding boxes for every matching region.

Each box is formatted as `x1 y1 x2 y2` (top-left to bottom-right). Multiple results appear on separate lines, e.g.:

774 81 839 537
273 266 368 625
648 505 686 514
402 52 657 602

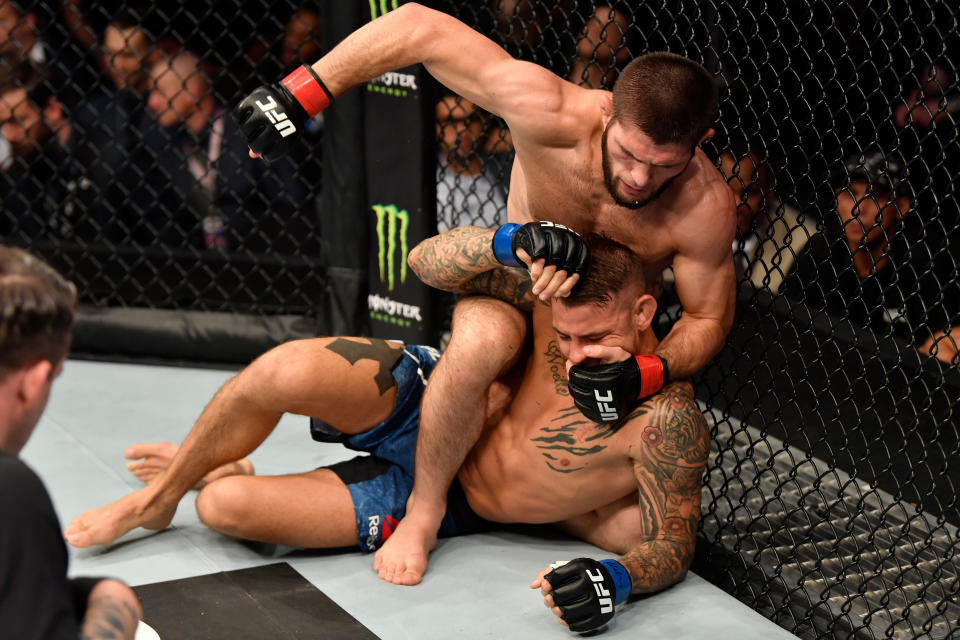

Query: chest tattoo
530 405 615 474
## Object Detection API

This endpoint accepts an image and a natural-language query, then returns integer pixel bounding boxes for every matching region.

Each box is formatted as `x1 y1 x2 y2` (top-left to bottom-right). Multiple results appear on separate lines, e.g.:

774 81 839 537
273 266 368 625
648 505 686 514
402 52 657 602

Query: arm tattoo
325 338 404 395
410 226 535 310
531 405 616 473
462 269 535 311
81 598 139 640
622 384 710 594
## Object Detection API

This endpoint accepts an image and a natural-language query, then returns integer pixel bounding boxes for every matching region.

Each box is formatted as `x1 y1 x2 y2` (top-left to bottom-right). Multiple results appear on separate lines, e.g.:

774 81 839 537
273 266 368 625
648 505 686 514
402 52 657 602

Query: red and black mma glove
232 64 333 161
568 355 669 423
492 221 589 276
545 558 632 632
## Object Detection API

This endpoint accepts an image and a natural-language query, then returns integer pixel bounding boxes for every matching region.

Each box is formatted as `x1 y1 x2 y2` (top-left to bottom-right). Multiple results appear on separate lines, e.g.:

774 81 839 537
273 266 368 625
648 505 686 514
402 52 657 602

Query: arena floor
24 358 799 639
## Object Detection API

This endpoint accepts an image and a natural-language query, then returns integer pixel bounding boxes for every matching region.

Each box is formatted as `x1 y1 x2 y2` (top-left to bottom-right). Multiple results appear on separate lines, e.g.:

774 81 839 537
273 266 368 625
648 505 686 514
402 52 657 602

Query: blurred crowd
0 0 956 366
719 58 960 368
0 0 321 254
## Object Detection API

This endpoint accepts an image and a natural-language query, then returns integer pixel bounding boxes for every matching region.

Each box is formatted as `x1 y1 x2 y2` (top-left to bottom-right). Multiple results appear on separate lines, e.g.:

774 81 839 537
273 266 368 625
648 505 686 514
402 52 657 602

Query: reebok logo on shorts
364 514 400 551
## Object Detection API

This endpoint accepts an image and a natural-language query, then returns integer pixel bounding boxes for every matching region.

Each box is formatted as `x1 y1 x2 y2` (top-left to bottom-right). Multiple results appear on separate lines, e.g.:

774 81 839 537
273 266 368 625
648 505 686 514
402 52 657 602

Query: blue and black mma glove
568 355 669 423
545 558 632 632
492 221 589 276
233 64 333 161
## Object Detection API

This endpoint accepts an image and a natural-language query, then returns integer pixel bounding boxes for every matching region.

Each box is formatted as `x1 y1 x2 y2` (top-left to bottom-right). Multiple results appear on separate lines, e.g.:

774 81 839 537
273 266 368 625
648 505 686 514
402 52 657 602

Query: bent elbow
407 242 426 280
394 3 444 46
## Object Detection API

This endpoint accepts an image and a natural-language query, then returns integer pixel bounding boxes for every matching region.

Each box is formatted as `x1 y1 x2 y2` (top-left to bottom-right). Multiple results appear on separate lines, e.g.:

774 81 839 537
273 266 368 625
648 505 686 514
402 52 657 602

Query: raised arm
235 4 584 159
407 225 535 311
316 4 568 129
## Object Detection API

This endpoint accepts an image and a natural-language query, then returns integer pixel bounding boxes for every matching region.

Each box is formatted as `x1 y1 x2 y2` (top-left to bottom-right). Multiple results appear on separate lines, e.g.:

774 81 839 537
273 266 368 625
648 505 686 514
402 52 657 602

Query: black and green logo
368 0 399 21
372 204 409 291
365 2 418 98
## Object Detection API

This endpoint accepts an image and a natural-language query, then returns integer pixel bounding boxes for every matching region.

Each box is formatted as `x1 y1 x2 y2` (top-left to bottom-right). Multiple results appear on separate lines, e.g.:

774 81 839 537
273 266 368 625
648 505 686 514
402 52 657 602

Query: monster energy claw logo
369 0 399 21
366 1 417 98
373 204 409 291
370 203 420 328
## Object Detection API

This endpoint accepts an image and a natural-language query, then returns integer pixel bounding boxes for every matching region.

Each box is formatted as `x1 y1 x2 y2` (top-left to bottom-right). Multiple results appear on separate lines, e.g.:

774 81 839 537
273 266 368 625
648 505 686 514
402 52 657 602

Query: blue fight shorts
309 344 493 552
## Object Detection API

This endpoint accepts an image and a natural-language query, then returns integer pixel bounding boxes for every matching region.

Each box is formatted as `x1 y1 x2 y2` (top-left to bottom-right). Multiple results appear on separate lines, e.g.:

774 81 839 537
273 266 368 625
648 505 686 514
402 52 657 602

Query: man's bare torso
506 91 728 278
457 304 700 529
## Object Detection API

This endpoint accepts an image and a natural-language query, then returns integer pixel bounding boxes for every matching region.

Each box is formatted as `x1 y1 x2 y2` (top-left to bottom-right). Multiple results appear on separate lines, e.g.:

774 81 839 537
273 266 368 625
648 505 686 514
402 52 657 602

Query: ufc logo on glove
593 390 619 421
255 97 297 138
586 568 614 613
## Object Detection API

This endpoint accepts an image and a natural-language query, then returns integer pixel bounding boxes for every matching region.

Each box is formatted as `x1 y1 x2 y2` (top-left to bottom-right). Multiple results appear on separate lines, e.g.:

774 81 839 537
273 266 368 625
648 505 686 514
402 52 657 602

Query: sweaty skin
458 306 704 531
307 3 736 340
65 227 708 628
410 226 711 605
253 3 735 585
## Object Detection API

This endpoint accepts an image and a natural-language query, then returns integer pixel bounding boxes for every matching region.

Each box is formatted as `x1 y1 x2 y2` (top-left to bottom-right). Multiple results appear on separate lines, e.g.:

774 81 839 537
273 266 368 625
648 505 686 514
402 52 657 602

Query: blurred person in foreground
0 245 141 639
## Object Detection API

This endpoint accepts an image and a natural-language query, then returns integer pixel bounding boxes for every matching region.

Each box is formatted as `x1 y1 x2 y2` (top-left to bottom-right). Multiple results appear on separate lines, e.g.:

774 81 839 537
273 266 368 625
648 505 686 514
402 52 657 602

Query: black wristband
302 64 334 103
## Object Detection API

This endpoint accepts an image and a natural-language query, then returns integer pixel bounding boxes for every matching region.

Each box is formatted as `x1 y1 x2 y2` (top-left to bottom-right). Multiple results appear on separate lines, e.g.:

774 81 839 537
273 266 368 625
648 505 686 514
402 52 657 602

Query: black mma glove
568 355 669 423
491 221 589 276
545 558 632 632
232 64 333 161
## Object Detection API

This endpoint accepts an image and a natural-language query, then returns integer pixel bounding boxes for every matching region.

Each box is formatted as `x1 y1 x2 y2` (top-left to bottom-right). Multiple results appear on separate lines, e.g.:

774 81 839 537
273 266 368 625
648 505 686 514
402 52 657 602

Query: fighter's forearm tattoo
532 404 616 473
463 269 536 311
80 597 139 640
410 226 535 310
325 337 405 395
618 540 690 595
625 384 710 593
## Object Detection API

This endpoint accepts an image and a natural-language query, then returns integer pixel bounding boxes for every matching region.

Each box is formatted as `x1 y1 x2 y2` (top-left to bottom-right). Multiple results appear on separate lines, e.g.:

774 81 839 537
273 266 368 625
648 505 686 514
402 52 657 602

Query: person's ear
632 294 658 331
600 94 613 126
17 359 52 407
698 127 716 146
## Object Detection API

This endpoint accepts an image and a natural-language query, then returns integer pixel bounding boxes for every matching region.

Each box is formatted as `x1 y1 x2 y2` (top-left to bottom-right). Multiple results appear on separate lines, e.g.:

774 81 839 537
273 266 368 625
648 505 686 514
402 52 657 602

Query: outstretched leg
65 337 405 548
374 296 526 585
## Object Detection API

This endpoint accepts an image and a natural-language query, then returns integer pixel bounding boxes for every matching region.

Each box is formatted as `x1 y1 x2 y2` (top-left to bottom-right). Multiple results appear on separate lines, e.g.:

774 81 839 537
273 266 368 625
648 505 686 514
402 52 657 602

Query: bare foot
125 442 254 489
64 486 178 548
372 514 438 586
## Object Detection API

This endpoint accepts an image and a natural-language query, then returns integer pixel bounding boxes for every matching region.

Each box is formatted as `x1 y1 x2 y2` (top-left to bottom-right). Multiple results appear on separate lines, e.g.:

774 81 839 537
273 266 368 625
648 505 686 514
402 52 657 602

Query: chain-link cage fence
2 0 958 638
0 1 329 361
437 2 959 638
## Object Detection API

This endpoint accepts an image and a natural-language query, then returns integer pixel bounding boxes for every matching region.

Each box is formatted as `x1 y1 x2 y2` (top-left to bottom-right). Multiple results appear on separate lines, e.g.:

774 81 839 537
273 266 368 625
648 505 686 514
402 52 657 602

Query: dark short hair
611 52 718 149
109 4 155 39
562 233 645 307
0 247 77 380
838 149 907 196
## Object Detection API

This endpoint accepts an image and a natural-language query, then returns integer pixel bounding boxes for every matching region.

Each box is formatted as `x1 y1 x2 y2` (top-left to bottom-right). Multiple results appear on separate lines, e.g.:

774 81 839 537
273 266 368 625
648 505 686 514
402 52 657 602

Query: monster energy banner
364 5 437 345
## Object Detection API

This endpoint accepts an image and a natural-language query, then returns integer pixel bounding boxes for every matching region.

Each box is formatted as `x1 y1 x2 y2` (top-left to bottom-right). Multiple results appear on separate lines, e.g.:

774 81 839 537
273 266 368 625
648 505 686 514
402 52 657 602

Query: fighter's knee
239 339 315 400
195 477 249 535
450 297 527 347
246 340 301 379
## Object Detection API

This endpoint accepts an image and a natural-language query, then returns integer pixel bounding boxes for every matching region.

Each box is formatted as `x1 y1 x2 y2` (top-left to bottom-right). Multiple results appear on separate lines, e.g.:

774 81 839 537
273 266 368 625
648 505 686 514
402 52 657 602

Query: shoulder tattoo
629 383 709 466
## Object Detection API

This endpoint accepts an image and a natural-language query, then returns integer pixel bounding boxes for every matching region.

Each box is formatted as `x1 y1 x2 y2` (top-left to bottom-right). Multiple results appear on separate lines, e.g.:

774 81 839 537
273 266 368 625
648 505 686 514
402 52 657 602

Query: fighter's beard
601 126 681 210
